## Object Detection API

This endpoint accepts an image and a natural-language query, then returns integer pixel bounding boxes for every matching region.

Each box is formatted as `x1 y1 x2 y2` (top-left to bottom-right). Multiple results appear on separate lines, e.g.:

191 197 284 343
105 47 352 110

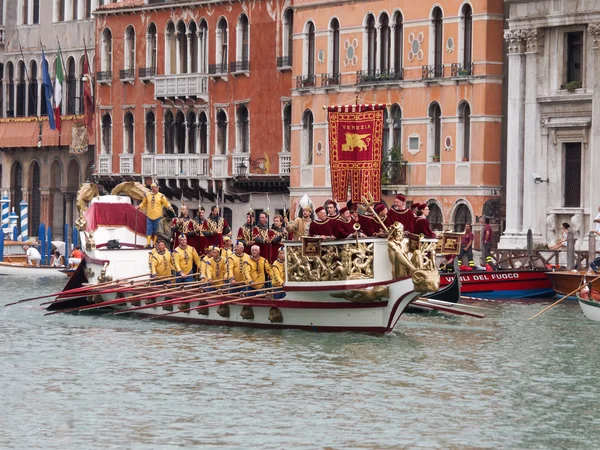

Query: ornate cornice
589 24 600 50
504 29 526 54
504 28 544 54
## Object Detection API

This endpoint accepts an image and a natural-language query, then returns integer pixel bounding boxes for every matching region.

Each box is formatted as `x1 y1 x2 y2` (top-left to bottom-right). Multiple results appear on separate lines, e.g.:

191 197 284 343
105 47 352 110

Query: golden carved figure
110 181 150 203
330 286 390 303
76 182 100 213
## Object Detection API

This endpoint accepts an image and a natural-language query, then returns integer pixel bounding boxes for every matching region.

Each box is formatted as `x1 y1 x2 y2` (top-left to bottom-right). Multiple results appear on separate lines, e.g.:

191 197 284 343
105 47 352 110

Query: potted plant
432 155 440 162
458 68 471 76
561 80 582 92
462 156 469 162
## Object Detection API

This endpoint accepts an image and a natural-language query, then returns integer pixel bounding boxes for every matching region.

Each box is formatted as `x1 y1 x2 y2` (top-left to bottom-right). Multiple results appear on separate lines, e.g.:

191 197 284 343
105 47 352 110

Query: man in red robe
332 206 358 239
309 206 334 238
325 199 339 221
237 210 255 255
386 193 414 233
204 205 231 249
193 206 209 256
252 212 271 259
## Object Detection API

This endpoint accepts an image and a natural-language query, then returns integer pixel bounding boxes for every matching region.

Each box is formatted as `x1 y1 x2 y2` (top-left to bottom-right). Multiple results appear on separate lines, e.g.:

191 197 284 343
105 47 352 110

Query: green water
1 276 599 449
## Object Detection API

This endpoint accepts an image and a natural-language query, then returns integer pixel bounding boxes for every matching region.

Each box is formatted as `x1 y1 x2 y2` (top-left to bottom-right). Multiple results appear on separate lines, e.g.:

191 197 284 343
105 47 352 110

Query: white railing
232 153 250 176
98 155 112 174
0 27 5 45
278 152 291 174
141 154 155 176
155 73 209 101
143 154 211 177
119 154 134 174
212 155 229 178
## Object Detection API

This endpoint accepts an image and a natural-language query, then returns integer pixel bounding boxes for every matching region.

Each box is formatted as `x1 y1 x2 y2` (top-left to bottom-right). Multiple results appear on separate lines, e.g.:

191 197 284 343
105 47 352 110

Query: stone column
165 31 173 74
63 192 75 227
375 25 382 71
197 30 204 73
499 29 526 249
65 0 73 22
27 0 33 24
37 77 42 117
589 24 600 248
175 31 182 74
186 31 193 74
146 33 153 71
389 24 396 72
77 0 85 20
185 120 190 153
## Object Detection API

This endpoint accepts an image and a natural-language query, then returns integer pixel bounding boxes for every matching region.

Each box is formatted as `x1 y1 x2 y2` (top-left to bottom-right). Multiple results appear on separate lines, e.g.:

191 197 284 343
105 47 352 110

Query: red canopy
85 201 147 236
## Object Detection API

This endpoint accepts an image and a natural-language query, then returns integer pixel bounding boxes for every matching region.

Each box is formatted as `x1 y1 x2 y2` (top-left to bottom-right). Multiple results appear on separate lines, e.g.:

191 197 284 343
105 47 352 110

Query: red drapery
327 104 385 203
85 202 147 236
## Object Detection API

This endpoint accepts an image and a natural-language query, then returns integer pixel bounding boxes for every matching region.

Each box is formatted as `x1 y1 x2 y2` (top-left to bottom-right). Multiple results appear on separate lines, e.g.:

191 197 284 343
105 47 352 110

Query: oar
5 272 152 306
412 300 486 318
528 274 600 320
147 287 283 319
418 297 488 310
459 295 498 302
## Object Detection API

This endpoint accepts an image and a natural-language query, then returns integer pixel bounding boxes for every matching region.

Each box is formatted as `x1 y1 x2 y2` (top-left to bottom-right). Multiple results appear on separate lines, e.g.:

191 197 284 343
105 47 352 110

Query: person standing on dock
136 183 173 248
172 234 202 283
149 239 173 283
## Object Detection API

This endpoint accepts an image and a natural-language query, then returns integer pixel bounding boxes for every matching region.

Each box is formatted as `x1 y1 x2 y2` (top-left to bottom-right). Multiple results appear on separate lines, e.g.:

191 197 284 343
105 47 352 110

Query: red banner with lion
327 104 385 203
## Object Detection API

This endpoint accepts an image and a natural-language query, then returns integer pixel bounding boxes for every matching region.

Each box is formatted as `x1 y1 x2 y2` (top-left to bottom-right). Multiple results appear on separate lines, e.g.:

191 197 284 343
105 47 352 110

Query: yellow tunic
172 245 201 275
219 248 233 261
226 252 251 284
198 255 211 280
206 256 227 284
271 259 285 287
139 192 172 220
247 256 273 290
149 248 173 277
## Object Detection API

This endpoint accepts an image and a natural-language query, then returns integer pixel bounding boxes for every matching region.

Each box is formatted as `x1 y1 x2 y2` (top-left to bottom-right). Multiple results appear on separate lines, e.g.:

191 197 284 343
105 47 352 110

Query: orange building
93 0 292 226
289 0 504 236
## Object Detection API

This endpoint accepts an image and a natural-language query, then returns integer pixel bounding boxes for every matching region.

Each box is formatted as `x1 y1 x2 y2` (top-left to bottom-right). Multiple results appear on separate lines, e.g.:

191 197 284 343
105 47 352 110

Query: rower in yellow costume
148 239 173 282
270 247 286 300
171 234 202 283
136 183 173 247
247 244 274 291
205 245 227 286
226 240 252 290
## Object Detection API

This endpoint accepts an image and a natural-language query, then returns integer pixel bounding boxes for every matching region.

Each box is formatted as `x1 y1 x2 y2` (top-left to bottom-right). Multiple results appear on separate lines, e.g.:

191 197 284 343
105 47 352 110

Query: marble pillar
589 24 600 245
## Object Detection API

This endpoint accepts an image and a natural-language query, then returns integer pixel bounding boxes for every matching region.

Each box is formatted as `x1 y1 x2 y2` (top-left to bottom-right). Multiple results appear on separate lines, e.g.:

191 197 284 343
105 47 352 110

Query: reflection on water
1 277 599 449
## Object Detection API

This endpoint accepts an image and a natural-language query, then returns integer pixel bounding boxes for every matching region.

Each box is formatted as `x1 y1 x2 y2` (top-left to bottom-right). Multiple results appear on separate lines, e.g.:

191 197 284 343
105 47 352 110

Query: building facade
93 0 292 228
289 0 504 235
501 0 600 249
0 0 97 237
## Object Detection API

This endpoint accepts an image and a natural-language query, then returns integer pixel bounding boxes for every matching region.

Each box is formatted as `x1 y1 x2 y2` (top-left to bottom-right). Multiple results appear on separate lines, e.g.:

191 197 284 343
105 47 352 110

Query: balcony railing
97 71 112 83
356 68 404 84
119 154 134 174
422 65 444 80
232 153 251 176
208 63 228 75
278 152 291 175
119 68 135 82
321 73 340 87
381 161 407 186
154 73 209 101
212 155 229 178
230 59 249 73
140 154 209 178
141 154 155 176
277 56 292 69
98 155 112 174
451 62 474 77
296 74 316 89
0 27 5 46
139 67 156 79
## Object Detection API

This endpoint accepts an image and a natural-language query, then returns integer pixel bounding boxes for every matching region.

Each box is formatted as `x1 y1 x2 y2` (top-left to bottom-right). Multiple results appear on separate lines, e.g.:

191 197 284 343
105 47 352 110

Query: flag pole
18 44 42 131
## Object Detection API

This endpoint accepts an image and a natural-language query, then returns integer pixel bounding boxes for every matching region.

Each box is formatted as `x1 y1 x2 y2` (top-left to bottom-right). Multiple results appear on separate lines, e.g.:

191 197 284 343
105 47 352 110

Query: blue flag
41 49 55 130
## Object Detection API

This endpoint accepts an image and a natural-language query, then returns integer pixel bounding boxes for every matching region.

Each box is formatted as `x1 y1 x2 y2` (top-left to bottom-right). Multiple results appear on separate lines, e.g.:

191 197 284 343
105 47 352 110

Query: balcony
278 152 291 175
321 73 340 87
141 154 155 176
139 67 156 83
98 155 112 174
142 154 210 178
154 73 208 102
296 74 316 89
208 63 228 76
119 154 134 174
356 68 403 84
229 59 249 74
451 62 474 77
0 27 5 46
212 155 229 178
97 71 112 84
381 161 407 186
232 153 251 176
422 65 444 80
119 68 135 83
277 56 292 70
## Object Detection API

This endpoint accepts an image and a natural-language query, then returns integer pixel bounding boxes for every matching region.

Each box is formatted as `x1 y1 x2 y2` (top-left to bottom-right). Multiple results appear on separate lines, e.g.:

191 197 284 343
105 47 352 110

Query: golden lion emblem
342 133 370 152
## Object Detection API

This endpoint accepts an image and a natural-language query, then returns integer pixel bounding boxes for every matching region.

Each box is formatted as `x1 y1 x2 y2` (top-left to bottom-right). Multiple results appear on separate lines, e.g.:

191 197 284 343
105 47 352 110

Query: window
393 12 403 72
16 61 25 117
391 104 402 148
236 105 249 153
0 0 4 25
428 102 442 161
366 14 376 73
461 5 472 67
6 62 14 117
101 113 112 154
564 143 581 207
101 28 112 73
124 112 134 154
125 26 135 75
453 204 472 232
78 56 85 113
379 13 390 72
72 0 78 21
165 22 176 75
146 23 157 75
33 0 39 24
28 61 37 116
198 20 208 73
145 111 155 153
187 111 197 153
237 14 249 67
566 32 583 84
329 19 340 77
164 110 174 154
199 112 208 154
428 203 443 231
55 0 64 22
189 21 198 73
305 21 315 77
382 108 390 156
282 9 293 63
66 57 76 114
217 18 228 73
175 111 186 153
282 103 291 152
432 7 443 77
0 64 4 117
458 102 471 161
216 109 227 155
302 109 314 165
20 0 27 24
176 21 187 74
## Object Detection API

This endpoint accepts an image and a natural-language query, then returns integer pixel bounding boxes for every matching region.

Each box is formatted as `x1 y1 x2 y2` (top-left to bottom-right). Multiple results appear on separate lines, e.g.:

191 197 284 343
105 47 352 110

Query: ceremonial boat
576 286 600 321
0 261 69 277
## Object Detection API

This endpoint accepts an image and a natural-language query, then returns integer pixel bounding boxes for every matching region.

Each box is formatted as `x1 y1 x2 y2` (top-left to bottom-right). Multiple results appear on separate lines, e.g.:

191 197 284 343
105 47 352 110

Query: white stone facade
500 0 600 249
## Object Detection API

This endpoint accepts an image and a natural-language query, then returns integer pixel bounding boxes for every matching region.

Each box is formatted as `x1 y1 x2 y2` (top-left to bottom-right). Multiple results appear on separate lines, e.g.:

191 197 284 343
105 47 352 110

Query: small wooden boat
0 261 69 277
576 287 600 321
546 271 600 297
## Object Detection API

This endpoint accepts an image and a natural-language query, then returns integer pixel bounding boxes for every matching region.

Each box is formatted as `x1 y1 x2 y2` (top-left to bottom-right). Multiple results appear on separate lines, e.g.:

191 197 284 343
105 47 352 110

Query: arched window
366 14 376 73
175 111 186 153
217 18 228 73
66 57 76 114
146 23 157 74
329 19 340 78
124 25 135 75
216 109 227 155
199 111 208 154
124 112 134 154
236 105 249 153
165 22 176 75
176 21 187 74
164 110 175 154
391 104 402 149
393 12 403 73
428 102 442 162
458 102 471 161
30 161 41 232
28 61 37 117
461 4 473 69
33 0 39 24
304 22 316 79
382 108 390 157
237 14 249 68
282 9 293 63
55 0 64 22
282 103 291 153
21 0 28 24
453 203 472 232
428 203 443 231
189 21 198 73
379 13 390 73
72 0 78 21
83 0 91 19
302 109 314 165
101 28 112 75
145 111 155 153
6 62 14 117
78 56 86 113
16 61 25 117
198 20 208 73
432 7 443 77
101 113 112 154
187 111 197 153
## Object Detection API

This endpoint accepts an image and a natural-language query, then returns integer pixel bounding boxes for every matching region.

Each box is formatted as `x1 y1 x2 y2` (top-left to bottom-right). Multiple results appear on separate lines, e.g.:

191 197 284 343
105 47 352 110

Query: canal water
1 276 599 449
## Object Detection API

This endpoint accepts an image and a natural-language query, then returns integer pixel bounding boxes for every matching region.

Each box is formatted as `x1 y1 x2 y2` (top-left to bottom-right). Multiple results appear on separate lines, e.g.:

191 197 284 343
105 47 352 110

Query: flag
82 47 94 134
54 46 64 132
41 50 55 130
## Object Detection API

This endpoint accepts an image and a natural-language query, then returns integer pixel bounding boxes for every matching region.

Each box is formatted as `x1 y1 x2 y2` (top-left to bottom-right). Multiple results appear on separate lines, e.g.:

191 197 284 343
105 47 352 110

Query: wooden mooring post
567 230 576 270
589 231 597 270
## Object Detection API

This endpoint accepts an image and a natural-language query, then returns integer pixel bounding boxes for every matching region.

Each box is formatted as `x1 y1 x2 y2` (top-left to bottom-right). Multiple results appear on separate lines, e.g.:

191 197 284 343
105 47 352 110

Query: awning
0 116 94 148
0 121 38 147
